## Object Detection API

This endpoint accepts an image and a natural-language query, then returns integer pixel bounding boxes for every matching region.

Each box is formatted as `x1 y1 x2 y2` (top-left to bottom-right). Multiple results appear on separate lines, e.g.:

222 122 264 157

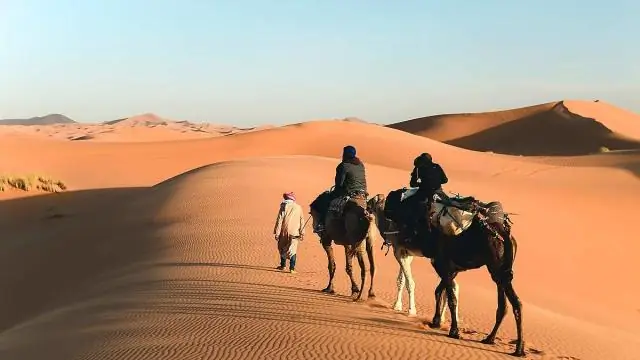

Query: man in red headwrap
273 191 306 273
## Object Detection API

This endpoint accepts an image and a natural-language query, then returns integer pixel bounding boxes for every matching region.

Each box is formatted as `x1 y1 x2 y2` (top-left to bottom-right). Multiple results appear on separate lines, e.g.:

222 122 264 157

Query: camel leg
430 258 460 327
482 284 507 345
453 279 460 323
444 273 461 339
354 246 367 302
392 247 406 312
433 259 461 339
430 279 446 328
344 246 360 297
321 243 336 294
398 254 416 316
440 279 460 324
504 282 525 357
365 235 376 299
393 266 406 312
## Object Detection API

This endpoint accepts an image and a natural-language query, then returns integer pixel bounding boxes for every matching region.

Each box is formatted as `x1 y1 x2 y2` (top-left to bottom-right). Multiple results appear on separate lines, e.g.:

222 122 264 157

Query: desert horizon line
1 97 628 127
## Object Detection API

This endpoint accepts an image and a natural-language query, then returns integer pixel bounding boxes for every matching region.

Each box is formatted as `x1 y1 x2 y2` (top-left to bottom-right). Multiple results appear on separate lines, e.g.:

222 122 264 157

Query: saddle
400 187 419 202
328 191 368 217
328 195 349 215
436 193 477 211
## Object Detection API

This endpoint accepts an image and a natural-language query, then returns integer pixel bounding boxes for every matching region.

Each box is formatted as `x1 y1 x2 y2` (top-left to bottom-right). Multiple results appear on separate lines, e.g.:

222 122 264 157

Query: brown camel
368 189 526 357
309 189 378 302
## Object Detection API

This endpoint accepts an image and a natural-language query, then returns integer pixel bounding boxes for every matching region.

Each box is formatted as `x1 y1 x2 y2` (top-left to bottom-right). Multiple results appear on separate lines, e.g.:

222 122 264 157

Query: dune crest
389 100 640 156
0 112 274 142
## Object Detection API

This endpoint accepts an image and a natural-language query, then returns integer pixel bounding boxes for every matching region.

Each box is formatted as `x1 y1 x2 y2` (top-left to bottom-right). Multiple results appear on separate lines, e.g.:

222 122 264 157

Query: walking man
273 192 306 273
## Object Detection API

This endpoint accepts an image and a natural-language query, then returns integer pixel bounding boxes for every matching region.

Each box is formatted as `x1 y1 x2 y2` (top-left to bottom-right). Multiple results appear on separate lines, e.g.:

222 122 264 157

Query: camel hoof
511 349 526 358
481 337 496 345
407 310 417 317
428 320 441 329
368 292 376 299
447 331 461 340
321 287 335 294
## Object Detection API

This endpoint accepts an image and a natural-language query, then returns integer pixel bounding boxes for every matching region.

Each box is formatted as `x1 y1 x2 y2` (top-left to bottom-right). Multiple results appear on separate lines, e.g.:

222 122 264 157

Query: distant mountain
0 114 77 126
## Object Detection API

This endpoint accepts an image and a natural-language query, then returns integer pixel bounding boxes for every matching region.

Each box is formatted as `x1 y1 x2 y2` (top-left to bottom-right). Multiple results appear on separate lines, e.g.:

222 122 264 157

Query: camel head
366 194 389 234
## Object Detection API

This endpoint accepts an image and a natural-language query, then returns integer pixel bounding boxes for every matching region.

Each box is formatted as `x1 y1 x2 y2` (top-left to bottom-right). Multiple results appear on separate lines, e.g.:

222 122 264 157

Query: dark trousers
401 188 432 238
280 254 297 270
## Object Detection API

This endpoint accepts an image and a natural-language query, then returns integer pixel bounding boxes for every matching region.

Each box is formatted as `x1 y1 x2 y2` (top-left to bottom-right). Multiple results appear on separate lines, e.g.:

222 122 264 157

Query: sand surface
1 101 640 360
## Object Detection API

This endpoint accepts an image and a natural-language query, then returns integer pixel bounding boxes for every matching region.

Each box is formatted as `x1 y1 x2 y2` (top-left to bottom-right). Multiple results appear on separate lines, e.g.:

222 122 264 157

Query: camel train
308 184 526 358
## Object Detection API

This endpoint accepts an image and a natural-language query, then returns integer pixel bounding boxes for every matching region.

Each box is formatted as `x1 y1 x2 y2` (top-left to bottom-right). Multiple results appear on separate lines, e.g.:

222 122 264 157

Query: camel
366 192 460 324
309 189 378 302
368 188 526 357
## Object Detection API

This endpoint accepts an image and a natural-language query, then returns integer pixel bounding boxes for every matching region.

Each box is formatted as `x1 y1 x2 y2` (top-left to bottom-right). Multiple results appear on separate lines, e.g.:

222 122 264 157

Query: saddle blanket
328 196 349 214
400 187 419 202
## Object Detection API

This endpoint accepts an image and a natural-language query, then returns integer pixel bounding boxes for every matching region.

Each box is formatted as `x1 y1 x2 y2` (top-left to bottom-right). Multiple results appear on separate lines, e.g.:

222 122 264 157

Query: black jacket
410 163 448 193
334 157 367 196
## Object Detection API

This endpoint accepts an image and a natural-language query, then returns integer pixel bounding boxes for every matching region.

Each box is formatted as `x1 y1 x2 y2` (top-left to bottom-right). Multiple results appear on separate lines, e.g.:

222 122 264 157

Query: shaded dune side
0 187 174 336
389 101 640 156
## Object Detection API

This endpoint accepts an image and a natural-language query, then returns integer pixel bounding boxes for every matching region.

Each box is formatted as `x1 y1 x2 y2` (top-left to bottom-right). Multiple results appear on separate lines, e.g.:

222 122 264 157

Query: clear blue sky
1 1 638 125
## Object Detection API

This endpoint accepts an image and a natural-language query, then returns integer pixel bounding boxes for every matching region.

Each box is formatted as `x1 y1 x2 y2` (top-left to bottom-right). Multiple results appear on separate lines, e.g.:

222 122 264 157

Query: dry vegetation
0 174 67 193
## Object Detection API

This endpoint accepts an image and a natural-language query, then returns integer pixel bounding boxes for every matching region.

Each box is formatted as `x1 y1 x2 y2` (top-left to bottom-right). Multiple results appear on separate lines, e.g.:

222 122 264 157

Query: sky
1 0 638 126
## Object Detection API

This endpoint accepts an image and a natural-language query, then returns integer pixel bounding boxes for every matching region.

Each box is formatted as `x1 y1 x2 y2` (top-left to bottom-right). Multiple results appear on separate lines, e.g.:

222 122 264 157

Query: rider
314 145 368 234
401 152 448 243
334 145 368 199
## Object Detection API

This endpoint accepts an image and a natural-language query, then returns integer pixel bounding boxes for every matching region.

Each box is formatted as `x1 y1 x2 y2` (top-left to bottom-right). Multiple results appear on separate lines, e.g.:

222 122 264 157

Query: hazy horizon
1 1 638 126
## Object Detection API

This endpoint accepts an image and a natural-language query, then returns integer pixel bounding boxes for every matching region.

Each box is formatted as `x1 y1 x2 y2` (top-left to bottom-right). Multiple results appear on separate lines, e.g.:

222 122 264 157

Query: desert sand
1 100 639 360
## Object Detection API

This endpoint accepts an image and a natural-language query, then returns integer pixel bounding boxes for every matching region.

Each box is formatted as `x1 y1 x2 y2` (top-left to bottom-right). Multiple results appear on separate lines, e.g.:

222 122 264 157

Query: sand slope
1 116 640 359
388 100 640 156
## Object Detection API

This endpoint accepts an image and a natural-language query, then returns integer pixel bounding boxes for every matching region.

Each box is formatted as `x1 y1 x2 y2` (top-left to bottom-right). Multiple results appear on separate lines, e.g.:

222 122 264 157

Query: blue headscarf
342 145 356 159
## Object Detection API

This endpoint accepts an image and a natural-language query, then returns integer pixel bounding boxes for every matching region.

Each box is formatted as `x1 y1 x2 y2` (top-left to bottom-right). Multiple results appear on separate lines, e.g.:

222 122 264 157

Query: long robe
273 199 305 258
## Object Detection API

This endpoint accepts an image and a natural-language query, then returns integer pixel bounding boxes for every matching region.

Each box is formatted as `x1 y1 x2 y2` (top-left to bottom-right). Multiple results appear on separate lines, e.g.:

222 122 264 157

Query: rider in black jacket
402 152 448 242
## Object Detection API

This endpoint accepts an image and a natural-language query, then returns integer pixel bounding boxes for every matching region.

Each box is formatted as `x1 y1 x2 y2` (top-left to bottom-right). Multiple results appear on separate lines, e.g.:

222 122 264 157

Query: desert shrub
0 174 67 193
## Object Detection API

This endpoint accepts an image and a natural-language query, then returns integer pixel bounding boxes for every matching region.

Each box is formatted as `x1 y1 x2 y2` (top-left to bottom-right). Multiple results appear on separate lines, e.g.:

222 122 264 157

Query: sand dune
1 109 640 360
389 100 640 156
0 113 76 126
0 113 273 142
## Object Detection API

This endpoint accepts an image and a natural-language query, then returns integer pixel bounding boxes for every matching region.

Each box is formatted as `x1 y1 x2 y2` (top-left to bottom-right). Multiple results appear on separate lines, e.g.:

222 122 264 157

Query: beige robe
273 200 305 257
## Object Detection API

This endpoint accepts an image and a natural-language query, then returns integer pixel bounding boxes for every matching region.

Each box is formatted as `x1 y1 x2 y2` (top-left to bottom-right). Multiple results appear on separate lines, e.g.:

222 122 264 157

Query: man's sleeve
334 163 346 189
409 167 419 187
438 165 449 184
273 203 284 235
